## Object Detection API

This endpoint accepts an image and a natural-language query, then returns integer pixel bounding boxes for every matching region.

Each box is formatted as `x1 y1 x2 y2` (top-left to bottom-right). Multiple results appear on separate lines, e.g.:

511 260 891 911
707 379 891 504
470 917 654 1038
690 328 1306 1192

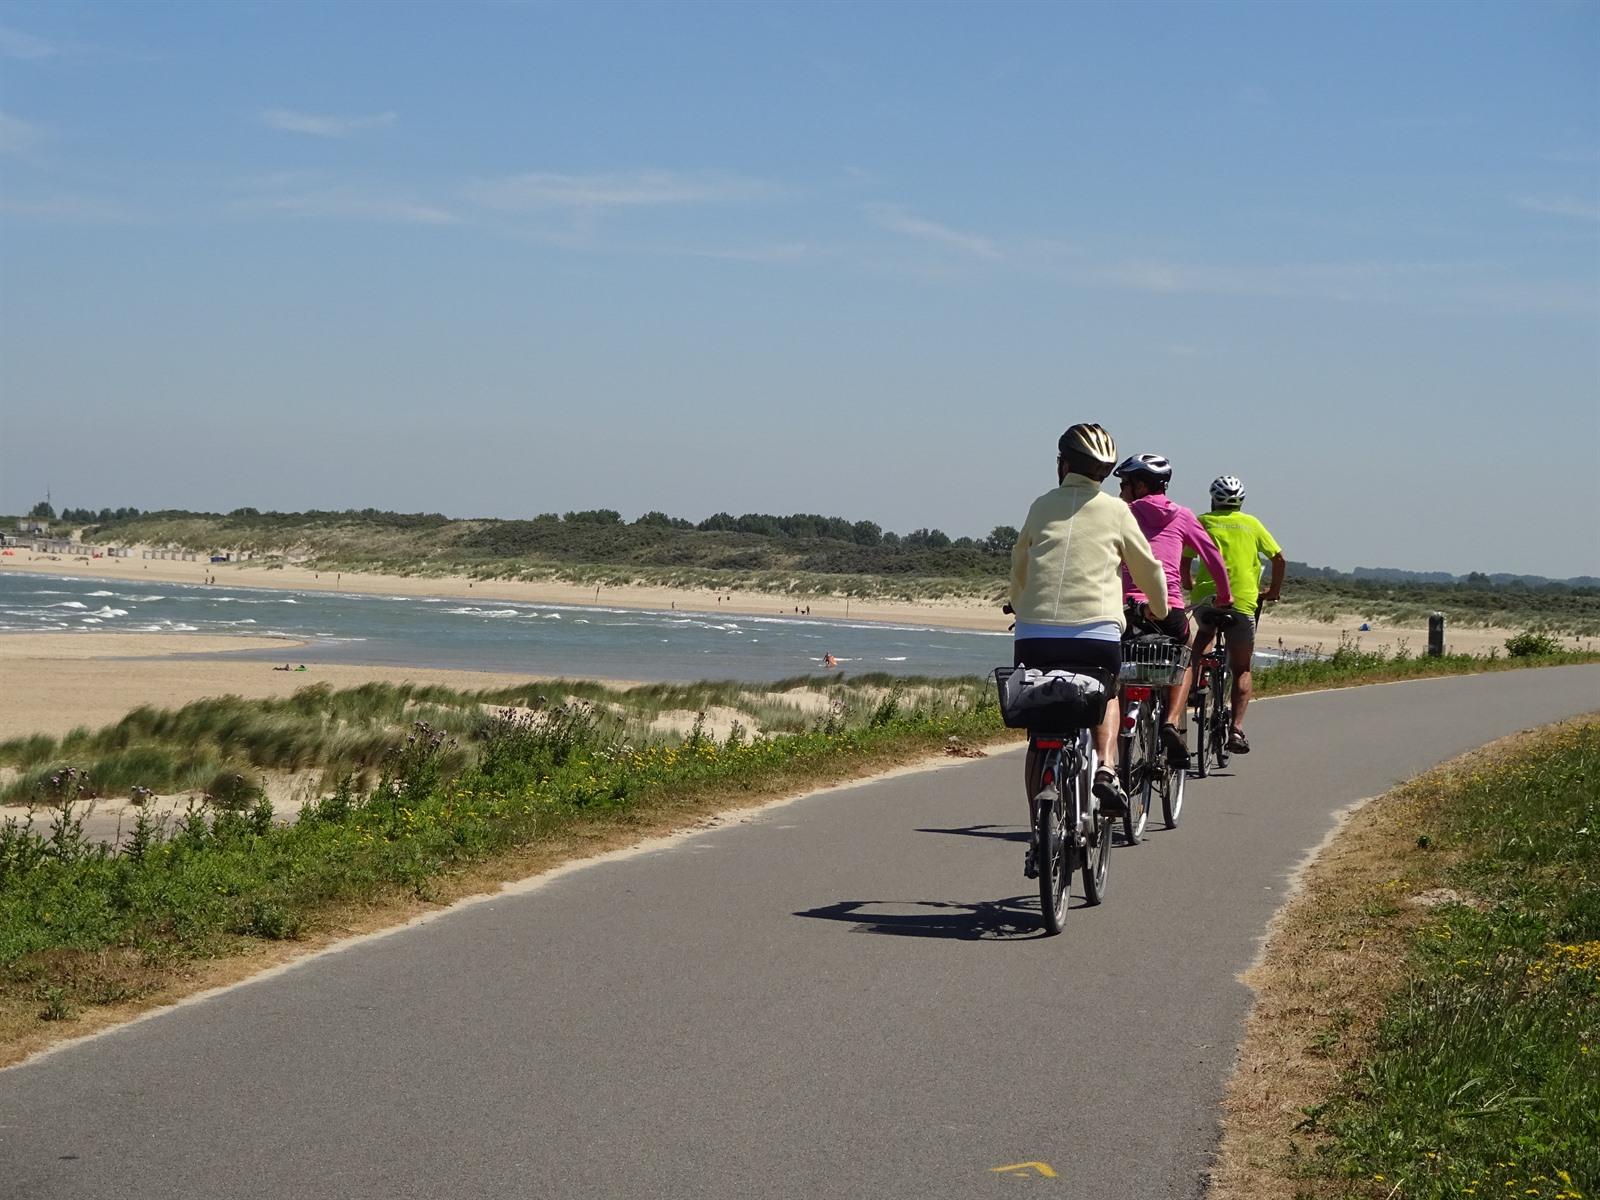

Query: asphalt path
3 665 1597 1199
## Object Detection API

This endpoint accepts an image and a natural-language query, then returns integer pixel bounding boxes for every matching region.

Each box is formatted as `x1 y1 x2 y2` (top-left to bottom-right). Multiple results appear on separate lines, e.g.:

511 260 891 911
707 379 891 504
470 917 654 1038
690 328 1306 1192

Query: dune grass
0 675 964 805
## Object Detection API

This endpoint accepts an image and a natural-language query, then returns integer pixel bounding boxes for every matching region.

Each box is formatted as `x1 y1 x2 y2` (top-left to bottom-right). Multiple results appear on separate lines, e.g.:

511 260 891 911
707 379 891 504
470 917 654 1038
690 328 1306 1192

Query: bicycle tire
1081 766 1113 906
1212 662 1232 771
1162 761 1185 828
1123 711 1152 846
1192 687 1209 779
1035 767 1070 935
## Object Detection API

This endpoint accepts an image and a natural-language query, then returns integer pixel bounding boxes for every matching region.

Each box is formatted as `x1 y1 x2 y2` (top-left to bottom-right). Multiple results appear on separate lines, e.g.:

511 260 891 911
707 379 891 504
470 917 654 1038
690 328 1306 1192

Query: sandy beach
0 633 567 741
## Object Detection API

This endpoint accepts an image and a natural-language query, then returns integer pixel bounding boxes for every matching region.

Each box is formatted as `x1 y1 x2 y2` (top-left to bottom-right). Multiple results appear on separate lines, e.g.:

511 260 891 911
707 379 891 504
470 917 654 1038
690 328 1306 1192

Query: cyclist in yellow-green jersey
1181 475 1286 753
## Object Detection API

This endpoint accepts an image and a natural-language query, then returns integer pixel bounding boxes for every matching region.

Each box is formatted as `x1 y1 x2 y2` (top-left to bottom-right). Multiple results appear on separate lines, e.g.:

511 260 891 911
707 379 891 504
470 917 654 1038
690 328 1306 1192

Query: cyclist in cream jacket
1009 423 1169 819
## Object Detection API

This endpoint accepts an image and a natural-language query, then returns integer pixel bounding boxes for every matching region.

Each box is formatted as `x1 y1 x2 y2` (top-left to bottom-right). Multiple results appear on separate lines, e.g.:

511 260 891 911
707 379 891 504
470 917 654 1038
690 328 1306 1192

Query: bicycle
1191 607 1248 777
1117 635 1191 836
995 666 1115 934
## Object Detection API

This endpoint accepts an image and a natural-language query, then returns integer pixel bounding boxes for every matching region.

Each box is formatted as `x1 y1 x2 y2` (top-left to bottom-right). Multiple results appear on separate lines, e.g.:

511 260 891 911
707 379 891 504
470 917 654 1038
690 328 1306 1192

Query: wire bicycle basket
1118 640 1192 687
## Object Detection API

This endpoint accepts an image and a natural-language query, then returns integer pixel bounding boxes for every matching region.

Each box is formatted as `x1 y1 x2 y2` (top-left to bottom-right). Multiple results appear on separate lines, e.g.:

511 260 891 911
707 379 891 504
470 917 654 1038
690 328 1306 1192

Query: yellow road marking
990 1161 1057 1179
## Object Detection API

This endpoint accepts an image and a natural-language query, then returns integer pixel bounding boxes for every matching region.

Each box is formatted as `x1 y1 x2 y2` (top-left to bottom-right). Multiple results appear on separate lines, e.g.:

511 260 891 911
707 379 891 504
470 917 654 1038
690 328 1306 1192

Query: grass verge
1210 717 1600 1200
1254 644 1600 698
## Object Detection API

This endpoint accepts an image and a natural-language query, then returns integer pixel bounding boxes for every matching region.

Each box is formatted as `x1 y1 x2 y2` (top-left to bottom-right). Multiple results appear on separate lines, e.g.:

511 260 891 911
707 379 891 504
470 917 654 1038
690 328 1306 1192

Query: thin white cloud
0 193 140 223
465 170 775 212
260 109 398 138
681 242 817 263
1516 195 1600 222
0 25 56 59
865 204 999 259
1093 255 1590 314
0 111 45 153
231 186 456 225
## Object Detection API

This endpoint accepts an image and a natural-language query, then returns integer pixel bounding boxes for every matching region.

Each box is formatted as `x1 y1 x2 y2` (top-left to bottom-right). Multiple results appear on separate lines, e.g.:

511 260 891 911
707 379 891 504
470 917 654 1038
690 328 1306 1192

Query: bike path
3 665 1597 1199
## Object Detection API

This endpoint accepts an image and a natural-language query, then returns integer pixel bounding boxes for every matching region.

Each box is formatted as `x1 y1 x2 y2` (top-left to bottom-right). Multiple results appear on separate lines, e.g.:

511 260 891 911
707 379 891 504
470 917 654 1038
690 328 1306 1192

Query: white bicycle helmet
1114 453 1173 486
1210 475 1246 506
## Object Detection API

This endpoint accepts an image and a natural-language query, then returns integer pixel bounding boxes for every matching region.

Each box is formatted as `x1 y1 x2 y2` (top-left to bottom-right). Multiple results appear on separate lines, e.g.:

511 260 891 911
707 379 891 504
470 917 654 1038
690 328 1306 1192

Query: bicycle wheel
1081 764 1113 906
1161 760 1186 829
1035 764 1071 935
1123 712 1152 846
1192 687 1209 779
1212 665 1232 771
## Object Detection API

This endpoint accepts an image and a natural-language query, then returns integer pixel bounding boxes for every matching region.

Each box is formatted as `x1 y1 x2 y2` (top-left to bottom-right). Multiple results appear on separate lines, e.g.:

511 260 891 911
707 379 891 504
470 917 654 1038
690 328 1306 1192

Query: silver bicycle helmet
1114 453 1173 485
1210 475 1246 506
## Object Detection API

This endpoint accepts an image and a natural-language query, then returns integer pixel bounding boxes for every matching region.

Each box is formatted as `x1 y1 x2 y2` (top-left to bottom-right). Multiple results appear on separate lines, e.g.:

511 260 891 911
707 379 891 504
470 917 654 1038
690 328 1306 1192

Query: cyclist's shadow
793 897 1047 941
913 823 1030 844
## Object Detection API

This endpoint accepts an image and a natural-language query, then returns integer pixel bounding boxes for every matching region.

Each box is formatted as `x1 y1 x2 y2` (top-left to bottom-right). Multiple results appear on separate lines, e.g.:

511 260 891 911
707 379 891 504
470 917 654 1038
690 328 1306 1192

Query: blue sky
2 0 1596 576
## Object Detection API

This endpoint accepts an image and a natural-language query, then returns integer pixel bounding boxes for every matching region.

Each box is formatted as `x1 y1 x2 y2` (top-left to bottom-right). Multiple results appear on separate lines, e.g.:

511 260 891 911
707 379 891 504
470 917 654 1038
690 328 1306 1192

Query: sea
0 571 1013 682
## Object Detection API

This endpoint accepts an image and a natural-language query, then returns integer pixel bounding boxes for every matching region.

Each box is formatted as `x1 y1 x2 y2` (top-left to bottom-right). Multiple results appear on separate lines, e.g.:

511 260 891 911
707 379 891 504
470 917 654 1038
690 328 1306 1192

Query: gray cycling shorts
1195 604 1256 649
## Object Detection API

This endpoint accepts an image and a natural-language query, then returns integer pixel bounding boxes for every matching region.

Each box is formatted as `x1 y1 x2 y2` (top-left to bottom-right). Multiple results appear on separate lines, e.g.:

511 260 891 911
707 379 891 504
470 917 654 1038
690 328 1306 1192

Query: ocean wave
87 590 115 597
87 607 129 618
445 607 521 618
48 601 88 609
30 590 69 595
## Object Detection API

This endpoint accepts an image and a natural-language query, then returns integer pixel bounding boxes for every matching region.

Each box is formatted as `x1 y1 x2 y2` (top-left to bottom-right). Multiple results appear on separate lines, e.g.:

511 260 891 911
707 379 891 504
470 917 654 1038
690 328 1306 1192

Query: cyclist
1009 423 1169 829
1182 474 1286 754
1113 453 1233 767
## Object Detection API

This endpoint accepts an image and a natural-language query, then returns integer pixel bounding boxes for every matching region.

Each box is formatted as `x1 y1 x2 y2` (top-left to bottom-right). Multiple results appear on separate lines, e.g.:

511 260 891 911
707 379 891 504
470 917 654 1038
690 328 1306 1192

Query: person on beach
1113 453 1233 767
1182 474 1286 755
1009 423 1168 833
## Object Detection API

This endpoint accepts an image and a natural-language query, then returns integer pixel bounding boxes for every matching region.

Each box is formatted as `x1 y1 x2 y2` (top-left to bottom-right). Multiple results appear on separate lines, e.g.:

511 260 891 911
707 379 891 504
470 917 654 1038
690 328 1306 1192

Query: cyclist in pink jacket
1114 453 1232 766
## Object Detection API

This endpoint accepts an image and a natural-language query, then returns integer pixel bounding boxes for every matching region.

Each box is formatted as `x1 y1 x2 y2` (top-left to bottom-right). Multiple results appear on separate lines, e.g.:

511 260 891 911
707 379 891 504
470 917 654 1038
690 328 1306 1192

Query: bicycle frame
1029 728 1094 846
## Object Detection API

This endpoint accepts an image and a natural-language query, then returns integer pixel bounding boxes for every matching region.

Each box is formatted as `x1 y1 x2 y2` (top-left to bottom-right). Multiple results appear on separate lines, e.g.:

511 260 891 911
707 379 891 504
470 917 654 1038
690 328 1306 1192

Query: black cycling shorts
1013 637 1121 690
1126 604 1190 643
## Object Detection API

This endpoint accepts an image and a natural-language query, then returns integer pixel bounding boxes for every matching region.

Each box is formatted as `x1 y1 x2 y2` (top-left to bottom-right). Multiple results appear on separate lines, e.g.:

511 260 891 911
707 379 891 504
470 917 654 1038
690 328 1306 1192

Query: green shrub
1504 630 1563 657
